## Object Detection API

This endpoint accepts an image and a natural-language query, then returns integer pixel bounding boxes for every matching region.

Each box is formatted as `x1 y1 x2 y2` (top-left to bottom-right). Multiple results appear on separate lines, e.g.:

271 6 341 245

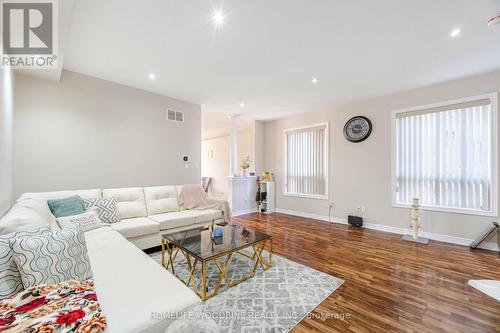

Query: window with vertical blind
392 94 498 216
283 123 329 199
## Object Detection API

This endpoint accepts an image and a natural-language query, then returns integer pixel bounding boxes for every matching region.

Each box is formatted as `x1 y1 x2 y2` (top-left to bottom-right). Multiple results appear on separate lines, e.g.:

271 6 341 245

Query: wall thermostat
182 155 189 162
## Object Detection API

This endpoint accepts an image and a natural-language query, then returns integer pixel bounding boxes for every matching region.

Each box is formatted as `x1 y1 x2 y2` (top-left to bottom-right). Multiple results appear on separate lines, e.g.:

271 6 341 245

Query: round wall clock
343 116 372 143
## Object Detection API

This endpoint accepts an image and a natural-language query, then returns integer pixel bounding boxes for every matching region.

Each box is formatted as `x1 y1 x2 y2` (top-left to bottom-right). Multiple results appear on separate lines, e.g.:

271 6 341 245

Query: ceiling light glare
450 28 461 38
212 10 225 26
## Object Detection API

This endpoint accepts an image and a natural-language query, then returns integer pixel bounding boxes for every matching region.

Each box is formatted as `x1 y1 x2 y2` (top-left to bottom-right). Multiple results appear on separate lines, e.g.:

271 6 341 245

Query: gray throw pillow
0 227 51 299
10 225 93 289
82 197 120 223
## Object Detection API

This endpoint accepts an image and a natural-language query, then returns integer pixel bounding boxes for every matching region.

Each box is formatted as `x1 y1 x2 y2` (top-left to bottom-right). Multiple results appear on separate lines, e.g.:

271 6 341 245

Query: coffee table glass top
161 225 271 261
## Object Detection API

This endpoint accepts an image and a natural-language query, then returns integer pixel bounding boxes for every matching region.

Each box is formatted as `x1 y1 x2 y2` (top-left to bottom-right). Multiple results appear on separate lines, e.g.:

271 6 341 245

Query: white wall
202 128 255 199
14 70 201 195
0 68 14 215
202 134 230 199
264 69 500 247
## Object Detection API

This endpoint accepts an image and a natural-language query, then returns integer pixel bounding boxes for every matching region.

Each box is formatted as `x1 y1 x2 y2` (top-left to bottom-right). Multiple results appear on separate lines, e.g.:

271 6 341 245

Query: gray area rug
148 249 343 333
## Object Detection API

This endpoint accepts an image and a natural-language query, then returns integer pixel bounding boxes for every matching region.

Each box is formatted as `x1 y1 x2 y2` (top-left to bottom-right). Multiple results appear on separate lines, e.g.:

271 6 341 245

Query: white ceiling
64 0 500 126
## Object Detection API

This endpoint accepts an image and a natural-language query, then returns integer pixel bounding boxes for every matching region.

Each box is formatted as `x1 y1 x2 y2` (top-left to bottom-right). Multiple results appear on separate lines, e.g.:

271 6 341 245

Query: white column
230 114 239 177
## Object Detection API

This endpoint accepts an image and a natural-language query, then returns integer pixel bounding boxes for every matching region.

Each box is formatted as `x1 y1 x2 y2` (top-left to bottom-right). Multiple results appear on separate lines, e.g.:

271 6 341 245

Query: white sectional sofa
3 185 222 249
0 185 224 332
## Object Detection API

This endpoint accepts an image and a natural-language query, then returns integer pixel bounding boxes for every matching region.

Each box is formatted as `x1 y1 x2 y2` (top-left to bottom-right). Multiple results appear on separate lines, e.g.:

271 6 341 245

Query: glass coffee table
161 224 273 301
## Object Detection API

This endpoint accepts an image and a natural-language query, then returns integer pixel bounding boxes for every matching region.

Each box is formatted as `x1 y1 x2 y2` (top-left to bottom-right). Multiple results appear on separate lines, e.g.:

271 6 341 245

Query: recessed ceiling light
312 77 318 84
149 73 156 80
212 10 225 26
450 28 461 38
240 102 245 107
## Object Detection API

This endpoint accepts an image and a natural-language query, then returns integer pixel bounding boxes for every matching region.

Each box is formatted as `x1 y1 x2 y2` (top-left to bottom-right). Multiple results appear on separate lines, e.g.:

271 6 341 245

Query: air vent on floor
165 109 184 123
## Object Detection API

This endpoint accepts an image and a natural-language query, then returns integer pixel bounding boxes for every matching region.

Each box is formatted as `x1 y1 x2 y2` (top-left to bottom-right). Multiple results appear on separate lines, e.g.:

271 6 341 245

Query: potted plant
240 155 252 176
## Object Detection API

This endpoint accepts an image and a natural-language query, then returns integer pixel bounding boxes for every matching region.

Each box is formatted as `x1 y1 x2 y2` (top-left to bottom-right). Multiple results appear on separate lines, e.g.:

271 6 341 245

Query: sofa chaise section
84 227 199 333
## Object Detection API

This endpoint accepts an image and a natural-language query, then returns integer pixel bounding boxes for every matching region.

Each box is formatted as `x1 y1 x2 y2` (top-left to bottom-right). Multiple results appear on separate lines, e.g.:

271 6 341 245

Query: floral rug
148 250 343 333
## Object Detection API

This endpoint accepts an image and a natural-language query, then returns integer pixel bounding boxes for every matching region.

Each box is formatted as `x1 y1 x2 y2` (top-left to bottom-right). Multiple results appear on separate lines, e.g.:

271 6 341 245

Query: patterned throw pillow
57 210 107 232
47 195 86 218
82 197 120 223
10 225 93 289
0 228 51 300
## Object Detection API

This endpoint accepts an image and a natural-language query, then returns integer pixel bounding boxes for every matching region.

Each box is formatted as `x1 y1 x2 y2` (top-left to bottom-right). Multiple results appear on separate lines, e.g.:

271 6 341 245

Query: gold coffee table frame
161 234 272 301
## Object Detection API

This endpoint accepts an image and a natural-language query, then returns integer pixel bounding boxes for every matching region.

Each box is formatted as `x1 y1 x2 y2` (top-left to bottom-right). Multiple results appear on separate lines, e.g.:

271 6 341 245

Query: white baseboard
275 209 335 224
233 208 258 217
275 208 499 252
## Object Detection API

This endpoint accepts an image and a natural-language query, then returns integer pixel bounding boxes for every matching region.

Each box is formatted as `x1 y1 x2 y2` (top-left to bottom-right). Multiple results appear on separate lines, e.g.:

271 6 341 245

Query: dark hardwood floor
232 213 500 333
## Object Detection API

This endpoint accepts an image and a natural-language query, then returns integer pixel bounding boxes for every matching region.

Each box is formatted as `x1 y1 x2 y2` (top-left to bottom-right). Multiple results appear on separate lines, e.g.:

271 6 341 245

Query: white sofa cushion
127 233 161 250
149 211 196 230
0 198 55 234
110 217 159 238
84 228 199 333
180 209 222 223
144 186 180 215
103 187 147 219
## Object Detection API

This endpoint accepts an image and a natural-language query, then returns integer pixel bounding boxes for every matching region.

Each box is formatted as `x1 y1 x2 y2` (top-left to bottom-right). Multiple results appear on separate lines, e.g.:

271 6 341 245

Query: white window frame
283 122 329 200
390 93 498 217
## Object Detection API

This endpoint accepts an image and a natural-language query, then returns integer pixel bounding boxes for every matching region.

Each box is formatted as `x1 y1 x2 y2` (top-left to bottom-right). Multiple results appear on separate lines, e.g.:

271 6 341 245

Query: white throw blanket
179 184 232 223
468 280 500 301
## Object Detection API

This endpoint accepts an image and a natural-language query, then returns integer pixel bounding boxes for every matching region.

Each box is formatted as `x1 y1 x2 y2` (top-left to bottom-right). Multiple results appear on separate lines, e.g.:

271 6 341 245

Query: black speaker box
348 215 363 227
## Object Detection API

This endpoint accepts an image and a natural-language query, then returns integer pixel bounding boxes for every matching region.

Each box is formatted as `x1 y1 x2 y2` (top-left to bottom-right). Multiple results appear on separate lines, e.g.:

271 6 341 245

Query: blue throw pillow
47 195 85 218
